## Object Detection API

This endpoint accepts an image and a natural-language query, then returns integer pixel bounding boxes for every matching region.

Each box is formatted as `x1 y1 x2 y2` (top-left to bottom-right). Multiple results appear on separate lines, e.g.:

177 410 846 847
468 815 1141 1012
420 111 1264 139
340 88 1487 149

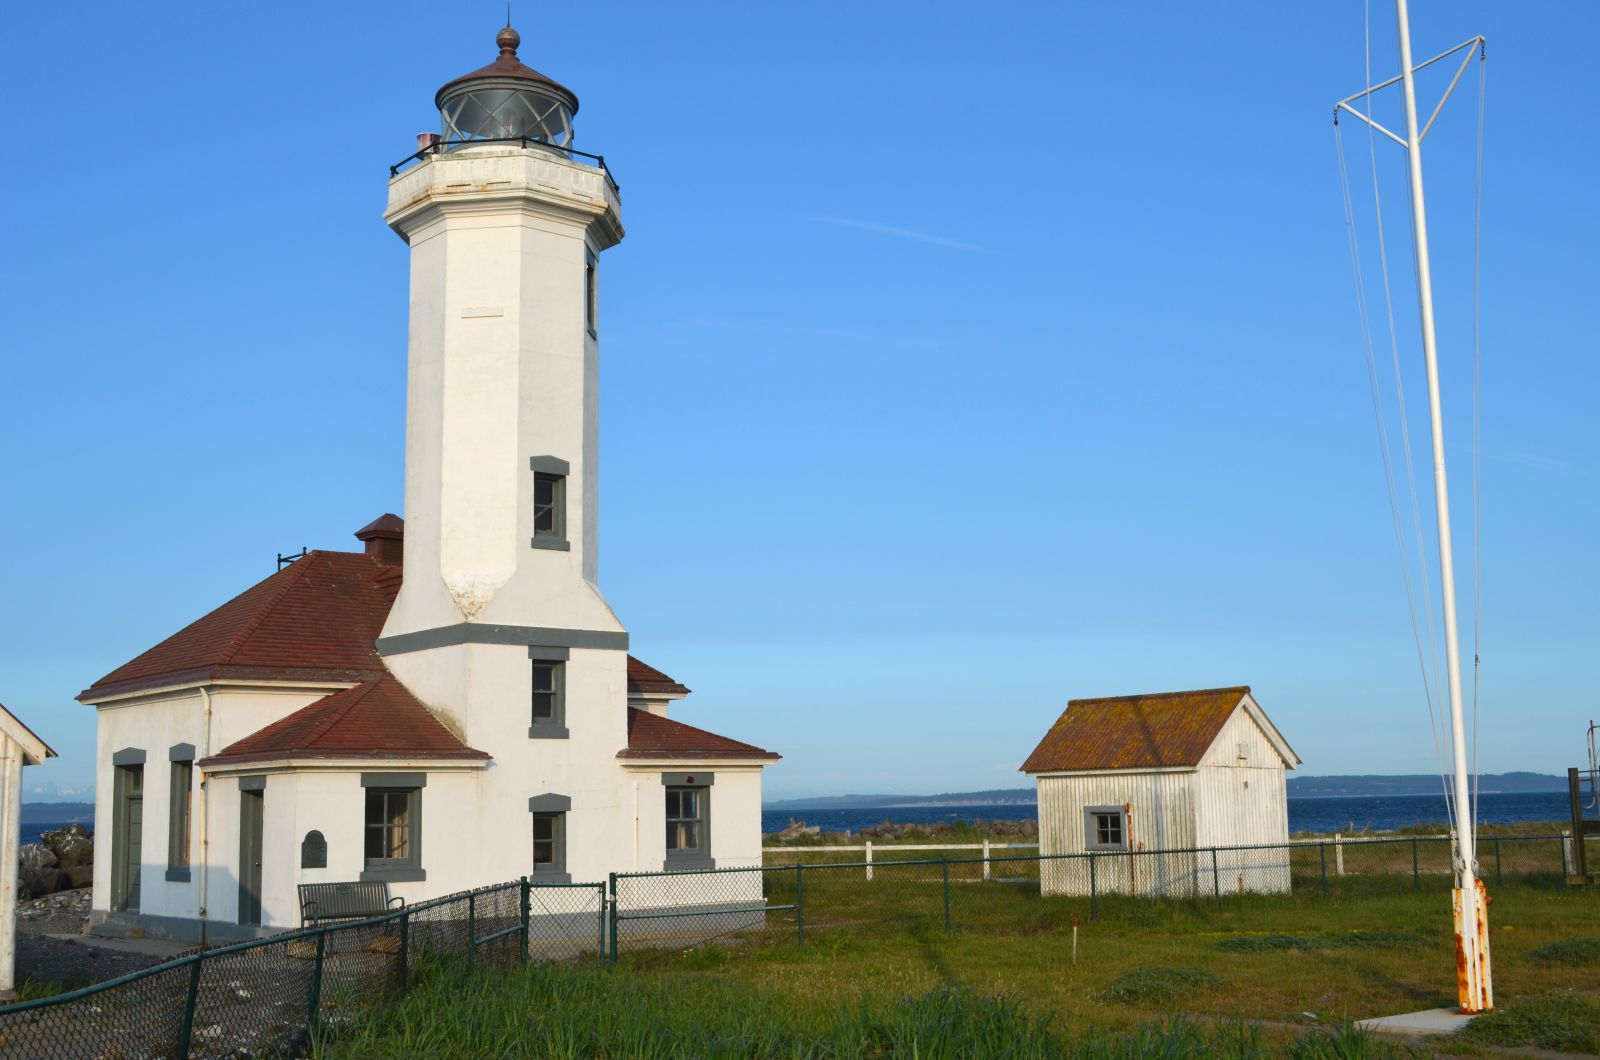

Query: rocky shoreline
17 823 93 900
769 818 1040 842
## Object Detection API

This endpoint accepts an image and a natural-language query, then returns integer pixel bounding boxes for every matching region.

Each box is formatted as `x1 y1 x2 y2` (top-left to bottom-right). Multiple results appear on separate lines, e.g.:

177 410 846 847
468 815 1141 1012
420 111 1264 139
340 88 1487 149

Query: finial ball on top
496 26 521 53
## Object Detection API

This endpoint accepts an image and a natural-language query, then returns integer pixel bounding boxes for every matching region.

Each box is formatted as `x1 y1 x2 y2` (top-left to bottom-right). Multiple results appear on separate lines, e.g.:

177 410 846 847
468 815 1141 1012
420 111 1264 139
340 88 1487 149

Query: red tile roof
1020 687 1251 774
619 709 779 761
627 656 690 697
80 551 395 701
198 676 488 768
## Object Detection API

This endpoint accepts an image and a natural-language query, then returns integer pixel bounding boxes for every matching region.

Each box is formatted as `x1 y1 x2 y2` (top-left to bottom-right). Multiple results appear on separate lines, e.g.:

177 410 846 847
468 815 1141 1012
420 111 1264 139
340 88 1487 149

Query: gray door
238 789 264 926
114 765 144 911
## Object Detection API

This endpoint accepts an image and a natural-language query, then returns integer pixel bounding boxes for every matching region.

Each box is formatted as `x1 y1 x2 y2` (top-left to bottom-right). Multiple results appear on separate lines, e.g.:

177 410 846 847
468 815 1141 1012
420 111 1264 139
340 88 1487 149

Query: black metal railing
389 137 619 194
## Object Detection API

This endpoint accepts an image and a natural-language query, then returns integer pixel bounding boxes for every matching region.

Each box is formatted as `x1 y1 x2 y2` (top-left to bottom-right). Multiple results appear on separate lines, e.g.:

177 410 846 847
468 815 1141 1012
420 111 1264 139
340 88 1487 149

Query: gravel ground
11 888 173 991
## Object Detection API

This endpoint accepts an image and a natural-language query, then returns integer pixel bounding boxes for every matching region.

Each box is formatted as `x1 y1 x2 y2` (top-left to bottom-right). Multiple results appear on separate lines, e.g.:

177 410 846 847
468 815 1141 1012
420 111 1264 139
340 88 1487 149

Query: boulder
40 824 93 869
18 867 61 901
64 864 94 890
18 843 57 871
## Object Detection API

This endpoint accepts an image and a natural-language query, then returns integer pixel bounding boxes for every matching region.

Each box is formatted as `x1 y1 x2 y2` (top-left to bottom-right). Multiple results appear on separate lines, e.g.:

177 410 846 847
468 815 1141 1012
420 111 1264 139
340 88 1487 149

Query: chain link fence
0 878 604 1059
608 832 1585 959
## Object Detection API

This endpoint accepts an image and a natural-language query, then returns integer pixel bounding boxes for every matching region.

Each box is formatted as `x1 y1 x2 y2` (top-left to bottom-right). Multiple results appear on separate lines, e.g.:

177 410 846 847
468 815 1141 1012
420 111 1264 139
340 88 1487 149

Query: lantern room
435 26 579 147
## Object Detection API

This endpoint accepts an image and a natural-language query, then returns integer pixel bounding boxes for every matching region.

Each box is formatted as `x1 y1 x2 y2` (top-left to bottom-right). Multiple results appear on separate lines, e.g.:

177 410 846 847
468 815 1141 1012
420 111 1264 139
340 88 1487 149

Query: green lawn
318 880 1600 1057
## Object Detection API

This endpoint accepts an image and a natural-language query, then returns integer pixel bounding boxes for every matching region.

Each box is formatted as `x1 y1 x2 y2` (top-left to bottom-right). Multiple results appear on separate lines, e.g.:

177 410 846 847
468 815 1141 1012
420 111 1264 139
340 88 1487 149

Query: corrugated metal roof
1019 687 1251 774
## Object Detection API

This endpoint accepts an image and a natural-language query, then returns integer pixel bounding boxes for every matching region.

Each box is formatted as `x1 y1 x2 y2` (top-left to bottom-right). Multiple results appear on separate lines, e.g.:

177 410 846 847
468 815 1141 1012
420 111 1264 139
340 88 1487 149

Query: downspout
632 780 640 871
196 687 213 946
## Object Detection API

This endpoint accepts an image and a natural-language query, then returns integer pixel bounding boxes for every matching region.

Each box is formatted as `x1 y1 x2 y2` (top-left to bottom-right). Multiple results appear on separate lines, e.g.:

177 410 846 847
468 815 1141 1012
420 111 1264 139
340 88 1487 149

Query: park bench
298 881 405 927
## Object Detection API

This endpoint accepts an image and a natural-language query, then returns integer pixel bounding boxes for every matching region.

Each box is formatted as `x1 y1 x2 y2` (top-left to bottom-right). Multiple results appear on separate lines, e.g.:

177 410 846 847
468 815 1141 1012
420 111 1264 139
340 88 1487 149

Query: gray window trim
377 623 628 656
1083 805 1128 851
527 645 571 662
527 794 573 812
529 658 568 740
663 782 714 870
164 868 191 883
361 784 424 883
168 743 196 763
238 775 266 793
529 455 570 476
530 805 569 883
660 772 714 787
361 773 427 789
168 760 193 872
112 748 146 767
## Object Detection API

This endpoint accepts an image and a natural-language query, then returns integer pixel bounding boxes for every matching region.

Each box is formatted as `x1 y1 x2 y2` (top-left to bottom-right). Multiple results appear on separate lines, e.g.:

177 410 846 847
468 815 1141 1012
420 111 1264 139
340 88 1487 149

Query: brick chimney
354 514 404 566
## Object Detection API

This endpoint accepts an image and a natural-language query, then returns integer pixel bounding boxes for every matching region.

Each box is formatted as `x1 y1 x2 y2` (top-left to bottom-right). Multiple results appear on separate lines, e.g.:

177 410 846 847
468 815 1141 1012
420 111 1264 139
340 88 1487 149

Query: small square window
1084 805 1128 851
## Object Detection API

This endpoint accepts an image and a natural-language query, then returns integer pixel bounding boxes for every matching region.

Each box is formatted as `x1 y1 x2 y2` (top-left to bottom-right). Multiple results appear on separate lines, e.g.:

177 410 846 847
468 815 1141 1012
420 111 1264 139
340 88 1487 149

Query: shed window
1084 806 1128 851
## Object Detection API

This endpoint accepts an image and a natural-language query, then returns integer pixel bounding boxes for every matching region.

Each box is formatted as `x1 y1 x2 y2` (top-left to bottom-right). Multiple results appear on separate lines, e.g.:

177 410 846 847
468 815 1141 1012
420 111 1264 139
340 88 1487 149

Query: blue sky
3 2 1595 801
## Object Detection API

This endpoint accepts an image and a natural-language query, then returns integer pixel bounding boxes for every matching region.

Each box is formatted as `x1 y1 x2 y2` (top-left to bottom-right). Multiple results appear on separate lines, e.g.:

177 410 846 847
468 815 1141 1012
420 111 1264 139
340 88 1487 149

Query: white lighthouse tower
378 27 637 878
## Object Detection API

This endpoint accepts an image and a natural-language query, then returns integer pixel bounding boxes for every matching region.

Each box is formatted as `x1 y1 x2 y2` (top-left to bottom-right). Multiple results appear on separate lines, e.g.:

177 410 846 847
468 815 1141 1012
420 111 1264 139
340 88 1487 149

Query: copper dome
434 25 579 116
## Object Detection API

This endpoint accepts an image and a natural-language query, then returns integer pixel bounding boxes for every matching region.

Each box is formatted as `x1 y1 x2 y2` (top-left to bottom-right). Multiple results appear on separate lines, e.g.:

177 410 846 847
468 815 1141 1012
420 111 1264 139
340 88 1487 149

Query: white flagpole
1394 0 1492 1013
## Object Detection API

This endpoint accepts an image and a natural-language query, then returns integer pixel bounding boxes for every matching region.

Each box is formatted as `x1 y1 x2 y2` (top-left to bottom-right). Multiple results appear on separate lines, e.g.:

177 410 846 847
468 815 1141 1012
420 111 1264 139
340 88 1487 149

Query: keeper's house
1020 687 1299 897
77 25 779 943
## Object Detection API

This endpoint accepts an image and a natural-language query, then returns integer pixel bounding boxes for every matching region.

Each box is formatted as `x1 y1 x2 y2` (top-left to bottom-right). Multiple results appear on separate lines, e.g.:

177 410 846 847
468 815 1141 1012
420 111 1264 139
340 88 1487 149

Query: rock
776 819 821 841
40 824 93 869
64 864 94 890
18 867 61 901
18 843 56 871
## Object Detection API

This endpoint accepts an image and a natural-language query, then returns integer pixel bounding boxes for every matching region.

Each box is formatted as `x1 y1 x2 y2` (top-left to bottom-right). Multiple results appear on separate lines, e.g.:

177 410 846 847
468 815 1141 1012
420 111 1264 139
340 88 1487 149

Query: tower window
534 474 563 536
529 456 570 551
585 250 597 337
528 647 570 738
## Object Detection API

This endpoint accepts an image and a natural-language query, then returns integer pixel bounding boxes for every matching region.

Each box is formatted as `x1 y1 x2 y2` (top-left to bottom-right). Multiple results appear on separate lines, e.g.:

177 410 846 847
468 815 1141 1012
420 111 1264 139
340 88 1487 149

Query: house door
238 789 264 926
114 765 144 911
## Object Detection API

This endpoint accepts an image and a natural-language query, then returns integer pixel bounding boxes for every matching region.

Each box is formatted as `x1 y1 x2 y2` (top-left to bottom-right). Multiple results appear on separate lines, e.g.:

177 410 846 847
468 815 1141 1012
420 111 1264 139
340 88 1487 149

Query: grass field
320 880 1600 1057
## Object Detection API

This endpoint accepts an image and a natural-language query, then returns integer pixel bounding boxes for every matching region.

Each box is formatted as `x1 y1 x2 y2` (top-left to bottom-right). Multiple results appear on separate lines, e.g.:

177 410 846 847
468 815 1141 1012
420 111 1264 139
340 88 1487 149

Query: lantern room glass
440 84 573 147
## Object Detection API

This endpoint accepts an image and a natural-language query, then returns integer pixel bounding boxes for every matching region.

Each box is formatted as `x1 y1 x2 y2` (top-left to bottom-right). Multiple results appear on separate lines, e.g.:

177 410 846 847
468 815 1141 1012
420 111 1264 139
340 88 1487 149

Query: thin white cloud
1486 448 1581 474
815 215 983 252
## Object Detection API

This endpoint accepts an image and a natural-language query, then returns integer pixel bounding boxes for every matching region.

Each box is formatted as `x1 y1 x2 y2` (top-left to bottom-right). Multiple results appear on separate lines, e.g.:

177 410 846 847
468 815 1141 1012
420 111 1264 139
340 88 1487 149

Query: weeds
1102 965 1223 1005
1529 936 1600 965
1217 930 1427 954
1457 991 1600 1053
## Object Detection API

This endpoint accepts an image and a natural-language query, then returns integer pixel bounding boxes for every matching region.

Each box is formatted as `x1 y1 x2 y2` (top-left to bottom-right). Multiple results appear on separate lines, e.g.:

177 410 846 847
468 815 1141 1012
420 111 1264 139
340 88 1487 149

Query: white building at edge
78 26 780 943
1020 687 1299 897
0 703 54 998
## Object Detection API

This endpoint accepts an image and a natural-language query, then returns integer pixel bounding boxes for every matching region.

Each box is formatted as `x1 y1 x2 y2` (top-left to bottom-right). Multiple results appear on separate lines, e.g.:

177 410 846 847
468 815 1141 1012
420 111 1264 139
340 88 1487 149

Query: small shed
0 703 56 1000
1020 686 1299 898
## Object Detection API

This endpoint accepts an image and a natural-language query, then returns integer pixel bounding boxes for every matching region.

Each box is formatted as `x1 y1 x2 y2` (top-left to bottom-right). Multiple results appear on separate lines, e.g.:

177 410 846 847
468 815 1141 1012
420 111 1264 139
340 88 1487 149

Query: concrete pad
1355 1007 1477 1037
44 933 191 959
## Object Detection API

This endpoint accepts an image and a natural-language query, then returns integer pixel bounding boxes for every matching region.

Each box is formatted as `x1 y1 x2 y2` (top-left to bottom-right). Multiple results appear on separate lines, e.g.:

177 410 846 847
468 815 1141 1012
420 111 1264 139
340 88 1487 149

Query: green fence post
398 911 410 994
307 930 327 1040
467 890 477 967
795 863 805 945
1412 839 1421 891
1494 838 1502 886
519 877 531 966
607 873 619 965
1211 847 1220 899
1319 843 1328 897
176 955 202 1058
942 859 952 932
1089 853 1098 921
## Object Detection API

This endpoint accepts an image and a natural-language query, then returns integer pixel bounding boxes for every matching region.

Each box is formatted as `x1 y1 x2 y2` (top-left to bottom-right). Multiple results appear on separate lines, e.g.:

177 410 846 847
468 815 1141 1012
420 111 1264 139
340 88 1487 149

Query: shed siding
1037 771 1199 897
1033 703 1294 898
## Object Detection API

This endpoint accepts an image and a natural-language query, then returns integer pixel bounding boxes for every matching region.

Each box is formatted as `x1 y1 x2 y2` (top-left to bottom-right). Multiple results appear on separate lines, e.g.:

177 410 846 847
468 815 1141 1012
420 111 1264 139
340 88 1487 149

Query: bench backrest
299 881 392 922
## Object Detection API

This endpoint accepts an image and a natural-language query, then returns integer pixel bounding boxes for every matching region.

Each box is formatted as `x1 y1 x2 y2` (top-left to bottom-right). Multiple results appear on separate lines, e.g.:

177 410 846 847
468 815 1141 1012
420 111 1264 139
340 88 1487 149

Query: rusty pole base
1452 880 1493 1014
